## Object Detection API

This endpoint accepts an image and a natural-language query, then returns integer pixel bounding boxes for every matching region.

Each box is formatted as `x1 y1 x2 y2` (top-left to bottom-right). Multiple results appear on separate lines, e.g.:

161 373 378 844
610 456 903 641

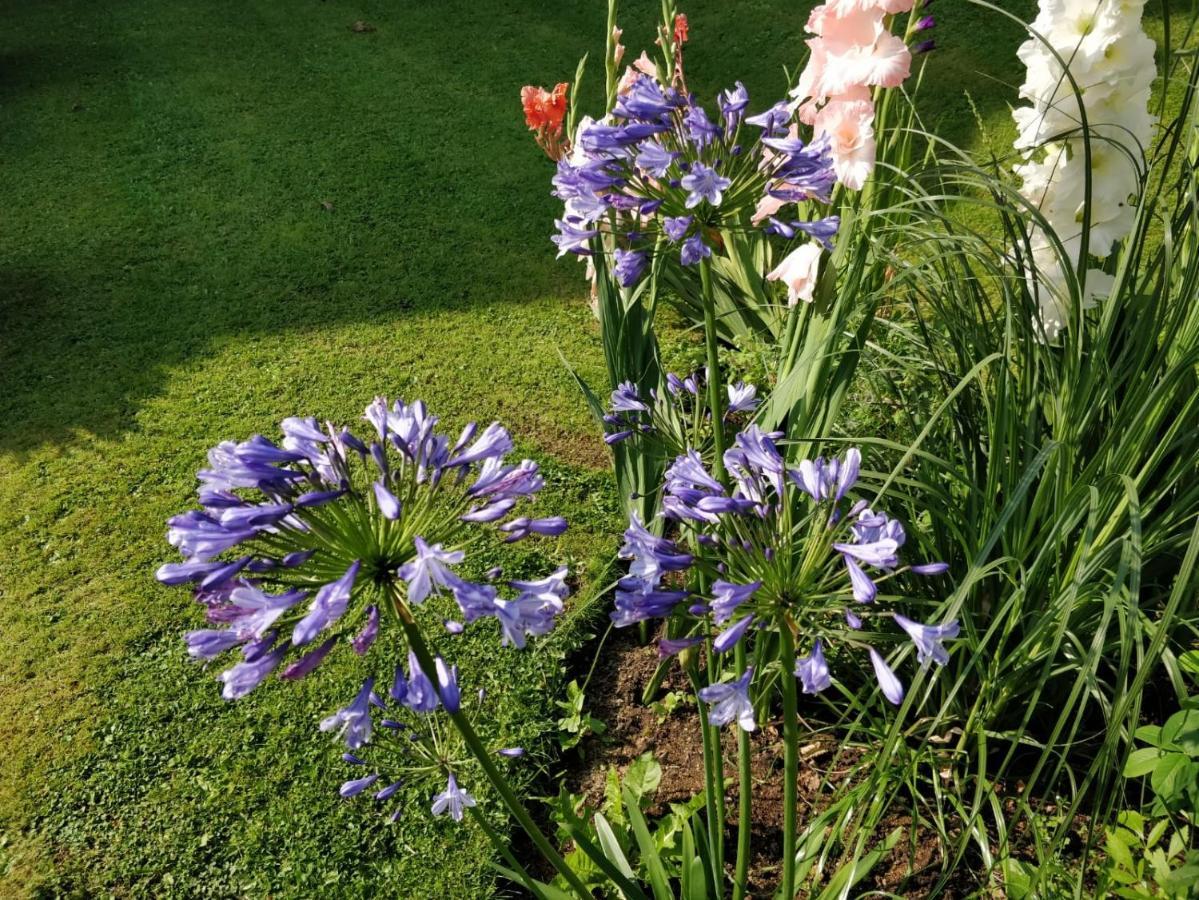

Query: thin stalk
779 625 799 899
689 663 726 895
391 595 593 900
732 639 752 900
700 256 727 480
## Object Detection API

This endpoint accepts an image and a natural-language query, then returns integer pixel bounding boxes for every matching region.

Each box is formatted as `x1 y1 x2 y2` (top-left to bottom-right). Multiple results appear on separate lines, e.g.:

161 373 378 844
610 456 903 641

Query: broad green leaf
1125 746 1166 778
1106 830 1136 875
1135 724 1164 746
1161 708 1199 755
624 752 662 804
1001 858 1035 900
1147 818 1170 850
1150 753 1193 804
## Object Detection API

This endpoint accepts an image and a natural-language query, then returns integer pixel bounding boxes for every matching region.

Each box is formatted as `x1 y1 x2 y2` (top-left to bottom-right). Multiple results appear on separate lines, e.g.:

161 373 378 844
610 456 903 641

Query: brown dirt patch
561 627 990 898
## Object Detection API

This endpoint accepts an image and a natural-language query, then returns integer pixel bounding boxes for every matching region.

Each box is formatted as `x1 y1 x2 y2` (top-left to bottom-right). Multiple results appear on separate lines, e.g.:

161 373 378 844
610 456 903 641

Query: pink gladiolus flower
815 98 877 190
816 9 911 95
826 0 914 12
768 242 824 305
752 194 788 225
633 51 657 76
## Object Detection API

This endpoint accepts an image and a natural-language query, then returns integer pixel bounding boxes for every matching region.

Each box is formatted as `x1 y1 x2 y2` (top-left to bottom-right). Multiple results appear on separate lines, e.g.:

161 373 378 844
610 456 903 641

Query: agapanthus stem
699 256 727 482
732 639 752 900
392 600 595 900
779 625 800 899
688 662 726 895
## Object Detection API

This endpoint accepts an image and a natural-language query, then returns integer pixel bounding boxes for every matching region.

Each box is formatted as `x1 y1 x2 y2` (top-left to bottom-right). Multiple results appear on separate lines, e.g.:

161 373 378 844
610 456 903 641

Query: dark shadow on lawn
0 0 1035 456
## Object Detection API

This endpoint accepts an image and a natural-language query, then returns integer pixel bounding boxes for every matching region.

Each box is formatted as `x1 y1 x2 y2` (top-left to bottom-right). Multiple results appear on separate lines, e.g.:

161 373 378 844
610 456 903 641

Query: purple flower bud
351 605 380 655
295 488 347 507
845 558 877 604
373 481 402 520
342 752 365 764
911 562 949 576
498 747 525 758
280 637 337 680
218 642 288 700
913 38 936 54
375 780 403 800
435 657 461 713
339 774 380 798
658 636 703 658
282 550 315 567
185 628 244 660
713 614 755 654
444 619 465 634
869 647 905 705
500 516 568 542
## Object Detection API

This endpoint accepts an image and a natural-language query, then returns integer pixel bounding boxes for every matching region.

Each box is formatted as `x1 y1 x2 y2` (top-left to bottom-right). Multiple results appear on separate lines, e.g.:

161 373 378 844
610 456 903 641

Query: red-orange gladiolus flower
520 82 570 160
521 83 569 132
673 14 689 45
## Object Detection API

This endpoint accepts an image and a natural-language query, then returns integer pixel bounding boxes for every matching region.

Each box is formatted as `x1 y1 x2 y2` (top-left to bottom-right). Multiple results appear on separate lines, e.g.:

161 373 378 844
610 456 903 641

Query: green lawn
0 1 1036 896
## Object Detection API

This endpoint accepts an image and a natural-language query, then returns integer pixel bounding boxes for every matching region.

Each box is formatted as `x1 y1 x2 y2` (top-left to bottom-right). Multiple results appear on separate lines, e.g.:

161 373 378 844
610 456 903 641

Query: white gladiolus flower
1012 0 1157 339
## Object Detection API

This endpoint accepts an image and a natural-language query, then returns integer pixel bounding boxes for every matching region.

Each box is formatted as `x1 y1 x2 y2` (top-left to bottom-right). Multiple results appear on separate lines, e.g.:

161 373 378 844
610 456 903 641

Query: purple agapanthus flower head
613 248 649 287
681 233 705 266
893 615 959 667
718 81 750 133
681 162 731 207
795 640 832 694
684 105 721 149
430 773 477 822
726 382 759 414
320 677 376 749
163 396 573 699
698 667 755 731
663 216 693 243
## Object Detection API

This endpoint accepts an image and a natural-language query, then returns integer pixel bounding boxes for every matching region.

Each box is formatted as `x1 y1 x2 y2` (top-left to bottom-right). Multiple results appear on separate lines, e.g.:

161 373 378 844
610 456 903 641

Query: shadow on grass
0 0 1037 457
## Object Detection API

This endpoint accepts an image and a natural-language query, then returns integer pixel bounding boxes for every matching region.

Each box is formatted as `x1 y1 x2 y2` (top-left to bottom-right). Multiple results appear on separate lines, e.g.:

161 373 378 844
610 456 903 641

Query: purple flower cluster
552 71 839 284
615 426 959 730
159 397 572 700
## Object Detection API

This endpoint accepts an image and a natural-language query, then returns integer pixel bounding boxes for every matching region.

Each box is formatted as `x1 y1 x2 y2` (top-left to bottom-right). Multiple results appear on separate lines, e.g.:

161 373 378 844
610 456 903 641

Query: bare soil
562 627 993 898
